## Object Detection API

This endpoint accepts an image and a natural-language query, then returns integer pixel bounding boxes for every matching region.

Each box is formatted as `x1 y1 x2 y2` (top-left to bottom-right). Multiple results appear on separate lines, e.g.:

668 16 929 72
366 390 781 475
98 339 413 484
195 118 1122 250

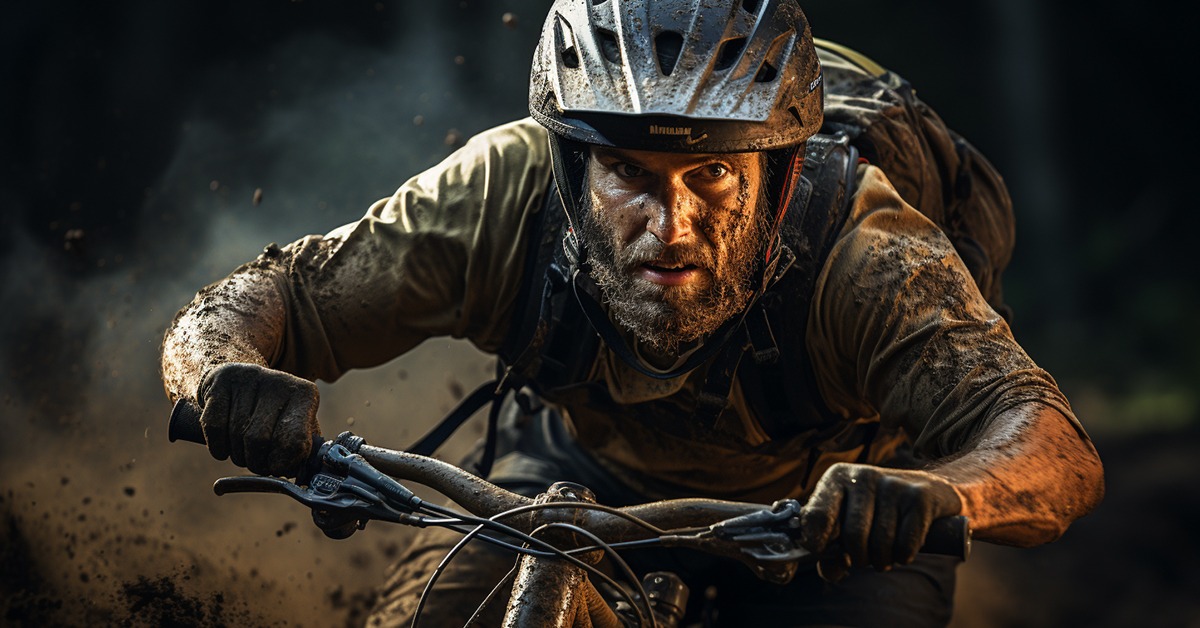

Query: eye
698 163 728 179
613 162 646 178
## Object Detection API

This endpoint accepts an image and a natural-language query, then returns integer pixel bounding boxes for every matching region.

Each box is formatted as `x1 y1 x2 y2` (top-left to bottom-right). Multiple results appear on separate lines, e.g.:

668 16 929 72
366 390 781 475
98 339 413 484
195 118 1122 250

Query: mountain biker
160 1 1104 625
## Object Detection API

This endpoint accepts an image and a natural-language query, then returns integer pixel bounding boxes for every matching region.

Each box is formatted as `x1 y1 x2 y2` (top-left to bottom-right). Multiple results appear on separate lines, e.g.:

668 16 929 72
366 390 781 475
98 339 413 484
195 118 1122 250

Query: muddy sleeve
807 165 1084 458
161 118 552 401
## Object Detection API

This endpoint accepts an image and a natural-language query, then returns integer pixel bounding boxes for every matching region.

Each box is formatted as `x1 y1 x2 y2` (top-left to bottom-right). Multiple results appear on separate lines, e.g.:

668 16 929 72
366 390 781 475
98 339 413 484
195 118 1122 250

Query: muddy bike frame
168 400 970 627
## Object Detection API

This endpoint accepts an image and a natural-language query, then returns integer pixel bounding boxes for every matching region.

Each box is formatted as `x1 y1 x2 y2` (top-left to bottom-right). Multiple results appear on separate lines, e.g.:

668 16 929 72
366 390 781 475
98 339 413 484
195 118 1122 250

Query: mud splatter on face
578 152 770 353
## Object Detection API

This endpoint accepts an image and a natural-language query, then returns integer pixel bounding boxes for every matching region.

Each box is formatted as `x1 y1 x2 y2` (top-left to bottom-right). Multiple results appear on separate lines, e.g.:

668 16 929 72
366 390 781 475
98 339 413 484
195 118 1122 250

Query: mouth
636 260 704 286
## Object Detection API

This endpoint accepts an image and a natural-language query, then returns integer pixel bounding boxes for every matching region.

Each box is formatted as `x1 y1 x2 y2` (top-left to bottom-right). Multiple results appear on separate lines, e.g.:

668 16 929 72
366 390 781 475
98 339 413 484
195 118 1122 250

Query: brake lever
659 499 808 584
211 440 424 540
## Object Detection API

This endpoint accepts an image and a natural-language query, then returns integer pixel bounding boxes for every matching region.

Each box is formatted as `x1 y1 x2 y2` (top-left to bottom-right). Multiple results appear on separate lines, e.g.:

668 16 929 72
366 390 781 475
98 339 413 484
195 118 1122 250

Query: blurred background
1 1 1195 626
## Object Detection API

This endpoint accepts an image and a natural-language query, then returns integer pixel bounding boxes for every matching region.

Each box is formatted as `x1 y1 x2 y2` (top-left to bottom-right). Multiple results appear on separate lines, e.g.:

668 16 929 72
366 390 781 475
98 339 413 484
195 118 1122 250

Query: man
160 1 1104 625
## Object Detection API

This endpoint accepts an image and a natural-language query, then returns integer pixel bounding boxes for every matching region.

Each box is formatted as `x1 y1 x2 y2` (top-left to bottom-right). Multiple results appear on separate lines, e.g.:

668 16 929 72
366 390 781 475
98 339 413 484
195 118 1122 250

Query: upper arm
807 165 1081 458
275 118 556 377
163 119 555 395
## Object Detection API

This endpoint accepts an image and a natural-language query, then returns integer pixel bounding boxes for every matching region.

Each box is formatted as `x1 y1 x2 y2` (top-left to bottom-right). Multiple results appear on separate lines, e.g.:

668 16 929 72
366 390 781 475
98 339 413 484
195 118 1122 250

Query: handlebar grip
922 515 971 560
169 396 328 483
168 398 206 444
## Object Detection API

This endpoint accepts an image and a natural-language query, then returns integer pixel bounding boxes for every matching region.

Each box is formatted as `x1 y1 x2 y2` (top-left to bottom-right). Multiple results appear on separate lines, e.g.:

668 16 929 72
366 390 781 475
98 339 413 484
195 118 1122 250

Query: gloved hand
197 362 320 478
798 462 962 582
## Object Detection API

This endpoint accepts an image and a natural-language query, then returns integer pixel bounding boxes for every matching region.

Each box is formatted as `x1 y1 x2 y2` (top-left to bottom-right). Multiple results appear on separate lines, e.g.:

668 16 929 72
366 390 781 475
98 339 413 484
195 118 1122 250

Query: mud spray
1 3 538 625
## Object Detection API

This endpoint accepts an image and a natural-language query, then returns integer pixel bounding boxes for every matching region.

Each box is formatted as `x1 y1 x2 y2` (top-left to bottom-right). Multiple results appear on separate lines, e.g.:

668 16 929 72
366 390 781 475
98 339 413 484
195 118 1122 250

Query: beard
576 184 771 355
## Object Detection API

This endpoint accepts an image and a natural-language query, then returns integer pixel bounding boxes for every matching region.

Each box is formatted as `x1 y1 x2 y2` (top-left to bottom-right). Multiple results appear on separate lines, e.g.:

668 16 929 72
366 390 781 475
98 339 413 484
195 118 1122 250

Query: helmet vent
562 46 580 68
555 16 580 68
597 29 622 63
741 0 763 13
715 37 747 71
788 105 804 125
755 61 778 82
655 31 684 75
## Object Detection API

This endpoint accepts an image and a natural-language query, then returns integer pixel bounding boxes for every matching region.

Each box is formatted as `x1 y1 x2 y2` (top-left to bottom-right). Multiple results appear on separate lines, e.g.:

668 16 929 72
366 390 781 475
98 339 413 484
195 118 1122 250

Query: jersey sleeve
807 164 1080 458
262 118 553 381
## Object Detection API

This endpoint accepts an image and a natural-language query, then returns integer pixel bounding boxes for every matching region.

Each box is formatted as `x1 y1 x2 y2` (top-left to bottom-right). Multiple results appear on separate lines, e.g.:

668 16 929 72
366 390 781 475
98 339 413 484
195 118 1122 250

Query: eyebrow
592 147 735 169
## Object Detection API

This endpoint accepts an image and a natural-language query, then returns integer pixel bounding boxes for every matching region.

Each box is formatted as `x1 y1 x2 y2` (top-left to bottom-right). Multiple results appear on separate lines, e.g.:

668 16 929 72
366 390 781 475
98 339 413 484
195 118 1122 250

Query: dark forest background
1 1 1196 626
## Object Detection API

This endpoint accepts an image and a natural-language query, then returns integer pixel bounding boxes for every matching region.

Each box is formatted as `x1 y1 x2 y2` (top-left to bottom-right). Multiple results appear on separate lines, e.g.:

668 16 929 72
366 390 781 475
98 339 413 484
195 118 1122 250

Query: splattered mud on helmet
529 0 824 234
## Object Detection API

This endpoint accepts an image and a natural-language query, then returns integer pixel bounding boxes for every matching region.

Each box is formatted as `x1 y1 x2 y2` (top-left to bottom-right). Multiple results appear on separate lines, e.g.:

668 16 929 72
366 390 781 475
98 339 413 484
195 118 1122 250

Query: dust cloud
1 3 536 625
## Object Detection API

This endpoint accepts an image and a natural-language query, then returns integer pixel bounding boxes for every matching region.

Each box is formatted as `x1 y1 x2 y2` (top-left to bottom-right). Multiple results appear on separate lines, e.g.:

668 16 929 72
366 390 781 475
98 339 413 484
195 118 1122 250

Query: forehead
590 146 762 170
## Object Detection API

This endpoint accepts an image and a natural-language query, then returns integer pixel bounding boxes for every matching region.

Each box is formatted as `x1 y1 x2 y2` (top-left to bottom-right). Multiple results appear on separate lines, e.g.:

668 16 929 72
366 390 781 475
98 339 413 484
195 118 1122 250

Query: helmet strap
763 144 806 264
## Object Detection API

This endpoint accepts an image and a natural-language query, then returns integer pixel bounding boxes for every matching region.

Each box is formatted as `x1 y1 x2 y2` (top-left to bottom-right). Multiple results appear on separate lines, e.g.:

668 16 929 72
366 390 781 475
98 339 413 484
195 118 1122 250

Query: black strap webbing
405 380 503 477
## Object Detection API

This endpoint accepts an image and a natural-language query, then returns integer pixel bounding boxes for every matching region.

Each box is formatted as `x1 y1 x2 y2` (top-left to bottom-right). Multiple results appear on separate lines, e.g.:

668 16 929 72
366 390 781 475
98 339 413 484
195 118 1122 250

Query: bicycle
168 400 970 627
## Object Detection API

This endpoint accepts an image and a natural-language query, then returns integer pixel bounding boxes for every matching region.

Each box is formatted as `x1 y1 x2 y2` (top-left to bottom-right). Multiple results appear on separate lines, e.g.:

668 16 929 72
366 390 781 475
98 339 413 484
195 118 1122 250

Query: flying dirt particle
349 551 372 570
63 229 85 252
253 187 264 206
446 375 465 400
346 417 355 426
412 115 424 126
444 129 462 147
502 12 518 28
397 369 408 381
209 180 220 191
275 521 298 538
119 575 231 626
454 55 466 65
123 487 135 497
60 477 70 486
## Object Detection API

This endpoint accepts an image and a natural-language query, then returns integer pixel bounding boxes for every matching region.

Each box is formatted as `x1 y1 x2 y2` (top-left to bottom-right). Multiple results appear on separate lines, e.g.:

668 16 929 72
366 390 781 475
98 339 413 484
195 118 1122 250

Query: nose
644 185 697 245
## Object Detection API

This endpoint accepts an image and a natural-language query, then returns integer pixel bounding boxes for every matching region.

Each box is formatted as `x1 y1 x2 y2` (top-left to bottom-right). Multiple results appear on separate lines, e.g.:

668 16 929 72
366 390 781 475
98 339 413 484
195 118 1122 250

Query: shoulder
815 163 993 333
379 118 552 229
457 117 552 172
839 164 959 266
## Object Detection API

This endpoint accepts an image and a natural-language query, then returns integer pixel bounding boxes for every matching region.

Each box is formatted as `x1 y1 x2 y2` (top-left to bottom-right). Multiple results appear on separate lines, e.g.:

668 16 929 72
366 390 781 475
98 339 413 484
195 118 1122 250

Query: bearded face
576 147 770 354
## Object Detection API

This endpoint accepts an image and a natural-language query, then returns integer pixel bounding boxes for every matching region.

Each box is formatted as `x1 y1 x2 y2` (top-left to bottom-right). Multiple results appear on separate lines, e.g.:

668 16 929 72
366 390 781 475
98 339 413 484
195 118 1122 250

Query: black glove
198 362 320 478
798 462 962 582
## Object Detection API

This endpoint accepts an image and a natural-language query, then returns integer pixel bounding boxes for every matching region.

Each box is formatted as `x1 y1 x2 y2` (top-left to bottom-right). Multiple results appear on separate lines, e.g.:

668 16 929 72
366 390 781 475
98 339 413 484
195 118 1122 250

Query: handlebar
168 398 971 575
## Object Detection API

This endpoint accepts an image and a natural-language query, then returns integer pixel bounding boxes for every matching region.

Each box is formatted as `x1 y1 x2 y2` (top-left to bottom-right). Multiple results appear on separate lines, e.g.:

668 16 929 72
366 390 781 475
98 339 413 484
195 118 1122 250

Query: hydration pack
409 41 1016 477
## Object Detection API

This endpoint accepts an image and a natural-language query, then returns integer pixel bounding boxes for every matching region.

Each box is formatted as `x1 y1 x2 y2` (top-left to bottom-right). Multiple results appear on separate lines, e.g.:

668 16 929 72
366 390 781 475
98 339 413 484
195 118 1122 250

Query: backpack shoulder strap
734 131 860 439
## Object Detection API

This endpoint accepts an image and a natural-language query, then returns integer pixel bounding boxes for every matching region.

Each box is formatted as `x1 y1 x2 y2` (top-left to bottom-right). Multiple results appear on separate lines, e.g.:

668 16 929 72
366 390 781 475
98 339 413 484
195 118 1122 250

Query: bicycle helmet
529 0 824 238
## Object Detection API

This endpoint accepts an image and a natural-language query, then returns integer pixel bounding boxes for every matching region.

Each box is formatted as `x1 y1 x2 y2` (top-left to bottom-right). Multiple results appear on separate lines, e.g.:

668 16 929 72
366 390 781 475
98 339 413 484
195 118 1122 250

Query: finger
226 376 259 468
894 499 932 565
244 389 287 476
840 474 875 567
266 391 319 478
816 551 850 584
199 386 231 461
800 473 846 554
868 476 902 570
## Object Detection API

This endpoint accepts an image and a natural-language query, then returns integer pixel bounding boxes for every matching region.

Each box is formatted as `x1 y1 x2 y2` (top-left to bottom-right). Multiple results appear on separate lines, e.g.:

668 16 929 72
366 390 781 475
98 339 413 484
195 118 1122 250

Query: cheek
589 187 644 243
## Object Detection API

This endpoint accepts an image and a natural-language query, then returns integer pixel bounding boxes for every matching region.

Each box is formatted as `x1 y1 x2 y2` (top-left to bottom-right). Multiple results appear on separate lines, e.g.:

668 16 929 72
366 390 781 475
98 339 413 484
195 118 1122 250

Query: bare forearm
928 403 1104 546
161 260 289 403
